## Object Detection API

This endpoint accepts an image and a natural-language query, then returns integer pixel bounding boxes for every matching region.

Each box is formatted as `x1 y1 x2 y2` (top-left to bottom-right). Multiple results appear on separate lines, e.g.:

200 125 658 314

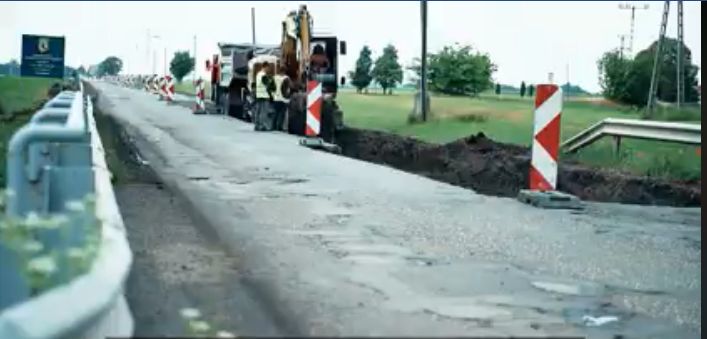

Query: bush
454 113 488 123
646 154 699 181
47 82 62 97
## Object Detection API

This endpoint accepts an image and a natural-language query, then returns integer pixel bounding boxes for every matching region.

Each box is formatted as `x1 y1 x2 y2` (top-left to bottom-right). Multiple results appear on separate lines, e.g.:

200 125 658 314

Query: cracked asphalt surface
93 81 701 338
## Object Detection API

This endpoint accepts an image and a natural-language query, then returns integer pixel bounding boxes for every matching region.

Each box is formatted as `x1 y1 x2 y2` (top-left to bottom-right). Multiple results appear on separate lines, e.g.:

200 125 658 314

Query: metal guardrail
561 117 702 153
0 82 134 339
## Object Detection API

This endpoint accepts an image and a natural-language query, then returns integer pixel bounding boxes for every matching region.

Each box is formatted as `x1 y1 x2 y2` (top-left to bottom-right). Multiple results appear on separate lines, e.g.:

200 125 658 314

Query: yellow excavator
279 5 347 143
215 5 346 142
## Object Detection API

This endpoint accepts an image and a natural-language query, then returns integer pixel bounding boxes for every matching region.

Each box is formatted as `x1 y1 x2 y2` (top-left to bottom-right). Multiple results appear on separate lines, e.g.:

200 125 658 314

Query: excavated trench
334 127 701 207
92 84 700 207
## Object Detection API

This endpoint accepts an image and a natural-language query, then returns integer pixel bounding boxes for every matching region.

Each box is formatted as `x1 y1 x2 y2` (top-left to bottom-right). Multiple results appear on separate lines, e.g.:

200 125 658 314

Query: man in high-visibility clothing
253 62 276 131
272 67 290 131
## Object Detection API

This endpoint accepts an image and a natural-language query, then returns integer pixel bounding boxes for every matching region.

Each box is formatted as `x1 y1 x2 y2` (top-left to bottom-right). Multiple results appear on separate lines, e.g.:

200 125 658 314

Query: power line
646 0 686 115
618 3 649 56
646 1 670 115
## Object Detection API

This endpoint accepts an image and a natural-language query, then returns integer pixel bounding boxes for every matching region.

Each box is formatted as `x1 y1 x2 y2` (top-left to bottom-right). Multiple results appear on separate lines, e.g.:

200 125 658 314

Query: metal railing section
0 81 133 339
562 117 701 153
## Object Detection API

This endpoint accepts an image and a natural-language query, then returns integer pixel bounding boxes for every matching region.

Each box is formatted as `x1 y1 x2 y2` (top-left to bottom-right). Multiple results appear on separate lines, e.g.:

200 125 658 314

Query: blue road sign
21 34 65 79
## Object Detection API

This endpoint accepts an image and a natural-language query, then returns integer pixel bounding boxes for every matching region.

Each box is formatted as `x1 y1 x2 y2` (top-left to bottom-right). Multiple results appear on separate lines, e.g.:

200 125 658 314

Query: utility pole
646 1 670 116
619 3 649 56
676 0 684 108
420 0 428 122
251 7 256 46
193 35 197 83
565 63 570 99
150 34 161 74
618 34 627 59
146 29 150 74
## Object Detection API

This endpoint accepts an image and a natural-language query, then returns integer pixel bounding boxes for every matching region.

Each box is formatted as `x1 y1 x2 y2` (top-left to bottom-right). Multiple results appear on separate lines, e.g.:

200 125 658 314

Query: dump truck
213 43 280 121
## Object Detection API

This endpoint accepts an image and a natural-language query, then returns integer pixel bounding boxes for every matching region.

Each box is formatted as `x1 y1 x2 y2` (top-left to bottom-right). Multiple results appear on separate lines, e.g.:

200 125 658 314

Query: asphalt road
92 81 701 338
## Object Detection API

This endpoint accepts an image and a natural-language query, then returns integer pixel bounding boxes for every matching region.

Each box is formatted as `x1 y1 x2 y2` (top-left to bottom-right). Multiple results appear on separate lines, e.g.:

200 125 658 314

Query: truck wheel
287 93 306 136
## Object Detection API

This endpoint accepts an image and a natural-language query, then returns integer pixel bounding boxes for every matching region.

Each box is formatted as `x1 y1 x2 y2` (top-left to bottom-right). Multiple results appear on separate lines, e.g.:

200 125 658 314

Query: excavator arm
280 5 313 89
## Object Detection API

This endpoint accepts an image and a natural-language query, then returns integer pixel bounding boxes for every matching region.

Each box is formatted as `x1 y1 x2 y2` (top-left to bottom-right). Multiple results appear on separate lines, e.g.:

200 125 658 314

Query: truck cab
215 43 279 119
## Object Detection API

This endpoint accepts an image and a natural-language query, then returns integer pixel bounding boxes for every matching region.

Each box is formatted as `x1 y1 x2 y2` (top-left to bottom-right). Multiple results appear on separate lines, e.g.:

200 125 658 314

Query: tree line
349 43 498 96
89 51 194 82
597 37 699 107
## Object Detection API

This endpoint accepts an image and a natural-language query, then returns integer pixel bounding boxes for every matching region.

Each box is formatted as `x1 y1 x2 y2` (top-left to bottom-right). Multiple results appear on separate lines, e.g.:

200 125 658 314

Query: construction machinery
214 44 280 120
213 5 346 142
280 5 347 142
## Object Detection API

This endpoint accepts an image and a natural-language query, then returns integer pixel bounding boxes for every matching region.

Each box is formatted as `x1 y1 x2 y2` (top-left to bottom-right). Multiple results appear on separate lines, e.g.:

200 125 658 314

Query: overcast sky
0 1 701 92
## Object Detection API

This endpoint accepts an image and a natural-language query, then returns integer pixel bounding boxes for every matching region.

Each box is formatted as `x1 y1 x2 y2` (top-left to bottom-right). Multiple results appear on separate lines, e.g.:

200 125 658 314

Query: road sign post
20 34 65 79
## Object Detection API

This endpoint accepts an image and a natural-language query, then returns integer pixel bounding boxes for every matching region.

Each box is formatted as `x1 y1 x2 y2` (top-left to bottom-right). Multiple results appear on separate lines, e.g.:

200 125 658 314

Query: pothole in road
278 178 309 185
531 280 604 297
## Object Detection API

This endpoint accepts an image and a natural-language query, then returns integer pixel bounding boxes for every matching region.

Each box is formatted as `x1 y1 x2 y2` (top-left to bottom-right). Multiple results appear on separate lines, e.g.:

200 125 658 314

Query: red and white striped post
166 75 175 103
194 78 206 113
158 76 167 100
306 80 322 137
529 84 563 191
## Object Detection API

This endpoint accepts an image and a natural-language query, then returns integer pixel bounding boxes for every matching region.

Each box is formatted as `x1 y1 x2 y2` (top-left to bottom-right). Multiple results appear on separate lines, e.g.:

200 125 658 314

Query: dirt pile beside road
336 128 701 207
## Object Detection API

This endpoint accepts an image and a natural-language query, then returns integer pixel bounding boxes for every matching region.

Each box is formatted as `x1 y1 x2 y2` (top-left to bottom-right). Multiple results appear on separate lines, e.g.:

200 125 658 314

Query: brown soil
335 128 701 207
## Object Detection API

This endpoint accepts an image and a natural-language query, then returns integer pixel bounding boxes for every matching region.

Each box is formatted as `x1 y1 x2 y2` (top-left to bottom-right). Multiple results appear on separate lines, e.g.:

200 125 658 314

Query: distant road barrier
562 118 702 154
0 80 133 339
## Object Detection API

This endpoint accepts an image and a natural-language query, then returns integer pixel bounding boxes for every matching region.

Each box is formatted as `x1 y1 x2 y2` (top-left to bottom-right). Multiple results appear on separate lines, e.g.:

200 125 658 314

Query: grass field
337 88 701 181
0 76 56 186
174 81 211 96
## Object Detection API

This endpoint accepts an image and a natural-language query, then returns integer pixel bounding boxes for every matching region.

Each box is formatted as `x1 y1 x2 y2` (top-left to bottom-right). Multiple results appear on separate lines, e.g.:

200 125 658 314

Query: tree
495 83 501 95
97 56 123 76
520 81 526 97
634 37 699 103
371 44 403 95
350 46 374 93
528 84 535 97
410 44 496 96
8 59 19 76
77 66 87 75
597 38 700 107
170 51 195 83
597 49 632 103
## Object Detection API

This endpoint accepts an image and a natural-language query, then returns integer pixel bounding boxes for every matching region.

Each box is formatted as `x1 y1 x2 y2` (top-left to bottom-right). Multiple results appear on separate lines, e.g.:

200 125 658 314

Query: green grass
174 81 211 96
0 76 56 186
338 89 701 181
0 76 56 114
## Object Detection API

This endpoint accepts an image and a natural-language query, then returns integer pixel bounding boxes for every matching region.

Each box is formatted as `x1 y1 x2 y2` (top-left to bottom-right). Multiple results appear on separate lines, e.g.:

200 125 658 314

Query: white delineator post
306 80 322 137
529 84 563 191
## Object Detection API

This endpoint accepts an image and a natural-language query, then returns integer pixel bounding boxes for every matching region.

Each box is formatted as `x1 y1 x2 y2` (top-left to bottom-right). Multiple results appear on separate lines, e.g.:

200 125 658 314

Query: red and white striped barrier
158 76 167 99
165 75 175 103
529 84 563 191
194 78 206 113
305 80 322 137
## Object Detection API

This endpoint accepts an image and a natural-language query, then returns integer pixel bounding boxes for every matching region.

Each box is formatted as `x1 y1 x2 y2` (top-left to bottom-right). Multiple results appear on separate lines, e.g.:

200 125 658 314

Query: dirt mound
336 128 701 207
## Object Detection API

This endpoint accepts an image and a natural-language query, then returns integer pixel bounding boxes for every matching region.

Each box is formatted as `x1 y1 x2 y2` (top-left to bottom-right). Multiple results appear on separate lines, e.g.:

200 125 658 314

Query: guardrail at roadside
562 118 701 154
0 80 134 339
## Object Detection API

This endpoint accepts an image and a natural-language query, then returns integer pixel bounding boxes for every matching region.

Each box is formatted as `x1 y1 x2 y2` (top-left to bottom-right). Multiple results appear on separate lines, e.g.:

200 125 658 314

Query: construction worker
272 67 290 131
310 44 330 75
210 54 220 102
253 62 276 131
